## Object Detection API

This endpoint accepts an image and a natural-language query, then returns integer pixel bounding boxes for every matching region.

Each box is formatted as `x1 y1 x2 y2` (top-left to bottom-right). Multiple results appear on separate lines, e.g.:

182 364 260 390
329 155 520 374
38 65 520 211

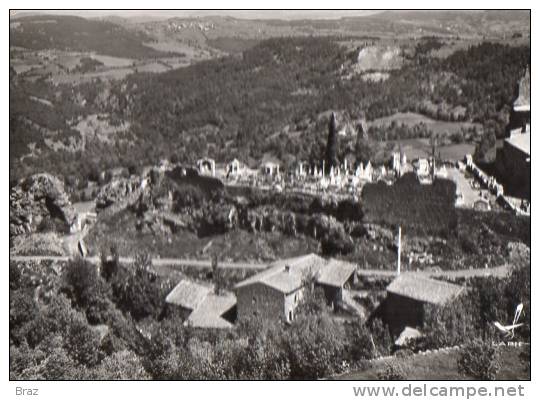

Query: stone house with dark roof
382 274 464 337
234 254 357 323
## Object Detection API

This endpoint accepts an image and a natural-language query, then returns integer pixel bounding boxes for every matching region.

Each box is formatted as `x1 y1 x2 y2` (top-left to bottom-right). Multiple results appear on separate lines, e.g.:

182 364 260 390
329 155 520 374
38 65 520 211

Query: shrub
377 362 406 380
457 339 500 380
346 320 378 362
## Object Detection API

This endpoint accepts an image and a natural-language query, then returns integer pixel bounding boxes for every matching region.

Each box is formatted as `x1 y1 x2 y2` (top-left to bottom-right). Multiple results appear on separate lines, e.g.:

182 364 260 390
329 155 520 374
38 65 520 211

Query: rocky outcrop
95 176 142 210
10 173 75 239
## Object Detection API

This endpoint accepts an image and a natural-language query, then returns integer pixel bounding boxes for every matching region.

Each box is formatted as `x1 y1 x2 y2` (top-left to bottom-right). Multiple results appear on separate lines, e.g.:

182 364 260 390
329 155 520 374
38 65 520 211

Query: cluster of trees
72 57 105 73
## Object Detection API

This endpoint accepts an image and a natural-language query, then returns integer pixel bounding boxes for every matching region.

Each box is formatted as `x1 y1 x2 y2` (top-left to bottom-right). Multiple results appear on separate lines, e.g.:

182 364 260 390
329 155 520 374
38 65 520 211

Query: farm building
165 280 212 320
165 280 236 328
382 274 464 337
185 293 237 329
234 254 357 323
317 259 358 306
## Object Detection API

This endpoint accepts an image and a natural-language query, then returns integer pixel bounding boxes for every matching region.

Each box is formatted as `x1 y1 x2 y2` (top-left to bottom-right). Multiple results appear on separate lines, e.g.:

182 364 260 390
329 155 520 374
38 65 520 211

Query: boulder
95 177 141 209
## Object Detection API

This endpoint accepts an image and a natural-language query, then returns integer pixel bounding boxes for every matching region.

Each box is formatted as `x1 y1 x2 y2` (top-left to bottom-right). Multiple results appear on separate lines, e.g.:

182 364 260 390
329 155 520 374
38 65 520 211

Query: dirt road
11 255 510 278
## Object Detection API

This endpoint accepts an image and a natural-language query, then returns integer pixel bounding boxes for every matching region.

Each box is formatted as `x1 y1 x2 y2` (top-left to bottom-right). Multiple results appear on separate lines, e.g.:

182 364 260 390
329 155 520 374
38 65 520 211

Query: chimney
397 226 401 276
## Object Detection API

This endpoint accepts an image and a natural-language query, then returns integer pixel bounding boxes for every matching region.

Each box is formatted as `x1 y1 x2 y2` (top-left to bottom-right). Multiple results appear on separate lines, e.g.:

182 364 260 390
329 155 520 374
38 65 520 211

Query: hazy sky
13 10 383 20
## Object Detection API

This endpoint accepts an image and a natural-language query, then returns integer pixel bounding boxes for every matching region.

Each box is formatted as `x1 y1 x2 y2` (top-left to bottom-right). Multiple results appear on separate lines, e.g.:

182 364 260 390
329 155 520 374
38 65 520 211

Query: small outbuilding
316 259 357 306
166 280 237 328
383 274 464 337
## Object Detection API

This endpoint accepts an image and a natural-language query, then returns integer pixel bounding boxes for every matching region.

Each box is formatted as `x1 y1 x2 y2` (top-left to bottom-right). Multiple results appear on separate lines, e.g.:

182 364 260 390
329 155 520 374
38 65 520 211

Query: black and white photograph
7 4 532 393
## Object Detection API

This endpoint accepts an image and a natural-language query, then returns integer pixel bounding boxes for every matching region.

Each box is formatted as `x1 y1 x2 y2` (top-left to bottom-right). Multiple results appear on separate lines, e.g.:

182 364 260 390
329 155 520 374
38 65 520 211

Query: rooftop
185 293 237 329
234 254 356 293
234 254 328 294
317 259 357 287
386 274 464 305
505 132 530 156
165 280 212 310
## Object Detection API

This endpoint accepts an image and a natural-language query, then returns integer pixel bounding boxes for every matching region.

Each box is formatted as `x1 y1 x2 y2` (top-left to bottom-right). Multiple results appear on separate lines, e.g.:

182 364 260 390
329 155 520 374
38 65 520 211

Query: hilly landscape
10 11 530 185
9 10 531 383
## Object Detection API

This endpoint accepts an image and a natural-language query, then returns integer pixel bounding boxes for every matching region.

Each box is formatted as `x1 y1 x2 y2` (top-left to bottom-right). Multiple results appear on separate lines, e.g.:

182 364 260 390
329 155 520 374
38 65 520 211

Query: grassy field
334 345 529 380
368 112 481 136
90 54 134 67
381 138 475 161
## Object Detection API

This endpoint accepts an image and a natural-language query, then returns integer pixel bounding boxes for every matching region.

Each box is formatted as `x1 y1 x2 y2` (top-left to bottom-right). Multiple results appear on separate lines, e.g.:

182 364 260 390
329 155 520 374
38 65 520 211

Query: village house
495 65 531 199
234 254 357 323
382 274 464 337
496 132 530 198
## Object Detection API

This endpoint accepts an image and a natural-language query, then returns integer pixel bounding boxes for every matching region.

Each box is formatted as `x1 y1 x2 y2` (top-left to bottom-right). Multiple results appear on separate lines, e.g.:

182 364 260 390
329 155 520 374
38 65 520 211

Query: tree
211 254 225 295
110 254 165 321
325 112 339 173
92 350 150 380
61 256 112 324
355 137 374 165
346 319 378 362
457 339 500 380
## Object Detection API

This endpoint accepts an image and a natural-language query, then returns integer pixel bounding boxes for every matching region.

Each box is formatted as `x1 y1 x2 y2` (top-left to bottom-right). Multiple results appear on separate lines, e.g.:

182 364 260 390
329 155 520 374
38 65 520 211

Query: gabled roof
317 259 356 287
234 254 327 294
165 280 212 310
185 293 236 329
386 274 464 305
505 132 530 156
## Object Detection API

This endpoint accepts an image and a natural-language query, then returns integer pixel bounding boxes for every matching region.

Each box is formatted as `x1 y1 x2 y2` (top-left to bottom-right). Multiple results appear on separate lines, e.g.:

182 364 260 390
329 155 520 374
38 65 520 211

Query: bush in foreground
457 339 500 380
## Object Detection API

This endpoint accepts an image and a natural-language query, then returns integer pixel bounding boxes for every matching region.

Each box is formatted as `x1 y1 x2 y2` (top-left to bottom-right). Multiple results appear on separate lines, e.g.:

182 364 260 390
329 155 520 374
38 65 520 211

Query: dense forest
10 36 529 183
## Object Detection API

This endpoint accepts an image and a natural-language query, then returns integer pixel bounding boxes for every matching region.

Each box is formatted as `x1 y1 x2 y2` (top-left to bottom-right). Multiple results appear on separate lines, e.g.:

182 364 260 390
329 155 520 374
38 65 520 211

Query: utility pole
397 226 401 276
